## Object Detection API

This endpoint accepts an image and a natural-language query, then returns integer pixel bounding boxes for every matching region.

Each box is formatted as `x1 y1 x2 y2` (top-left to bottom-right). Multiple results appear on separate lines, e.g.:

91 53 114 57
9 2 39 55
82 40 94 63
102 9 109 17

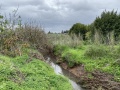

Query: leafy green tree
114 14 120 40
94 10 120 41
69 23 87 40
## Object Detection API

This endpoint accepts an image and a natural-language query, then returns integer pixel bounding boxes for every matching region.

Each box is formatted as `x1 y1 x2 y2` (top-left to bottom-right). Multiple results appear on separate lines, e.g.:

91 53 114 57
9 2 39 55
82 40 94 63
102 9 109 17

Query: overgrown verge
53 44 120 89
0 25 52 57
0 11 52 57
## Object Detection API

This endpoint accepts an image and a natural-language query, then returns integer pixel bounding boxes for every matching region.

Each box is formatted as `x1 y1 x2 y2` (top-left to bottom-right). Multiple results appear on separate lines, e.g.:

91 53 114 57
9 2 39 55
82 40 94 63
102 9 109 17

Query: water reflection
46 57 83 90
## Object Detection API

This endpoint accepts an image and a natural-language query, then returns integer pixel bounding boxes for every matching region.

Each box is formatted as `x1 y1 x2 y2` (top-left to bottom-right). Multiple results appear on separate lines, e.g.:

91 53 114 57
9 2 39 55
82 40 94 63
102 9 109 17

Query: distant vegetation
67 10 120 44
69 23 87 40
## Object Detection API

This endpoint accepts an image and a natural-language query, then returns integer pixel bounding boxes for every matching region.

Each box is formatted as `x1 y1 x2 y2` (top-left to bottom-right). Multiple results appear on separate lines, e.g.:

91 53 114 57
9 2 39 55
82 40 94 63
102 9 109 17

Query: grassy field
0 48 72 90
51 34 120 82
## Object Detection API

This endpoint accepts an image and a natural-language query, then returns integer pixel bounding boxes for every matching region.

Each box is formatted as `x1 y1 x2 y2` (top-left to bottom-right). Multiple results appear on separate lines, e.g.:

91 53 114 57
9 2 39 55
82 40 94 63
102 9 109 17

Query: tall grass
48 33 81 47
93 30 115 45
84 45 109 59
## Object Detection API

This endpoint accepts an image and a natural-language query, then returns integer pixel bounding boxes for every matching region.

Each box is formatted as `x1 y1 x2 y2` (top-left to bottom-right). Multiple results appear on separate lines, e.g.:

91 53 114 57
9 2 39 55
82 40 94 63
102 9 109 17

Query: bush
53 45 69 56
84 45 108 59
17 24 52 54
0 12 52 56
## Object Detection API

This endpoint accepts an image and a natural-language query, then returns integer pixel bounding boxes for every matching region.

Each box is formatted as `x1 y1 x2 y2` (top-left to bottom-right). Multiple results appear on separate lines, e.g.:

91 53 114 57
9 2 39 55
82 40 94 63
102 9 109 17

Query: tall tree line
69 10 120 43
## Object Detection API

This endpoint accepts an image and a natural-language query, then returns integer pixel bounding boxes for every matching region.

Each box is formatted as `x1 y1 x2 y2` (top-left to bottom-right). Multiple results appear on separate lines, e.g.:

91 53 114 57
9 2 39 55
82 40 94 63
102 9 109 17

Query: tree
48 31 51 34
94 10 120 41
69 23 87 40
114 14 120 40
64 30 69 33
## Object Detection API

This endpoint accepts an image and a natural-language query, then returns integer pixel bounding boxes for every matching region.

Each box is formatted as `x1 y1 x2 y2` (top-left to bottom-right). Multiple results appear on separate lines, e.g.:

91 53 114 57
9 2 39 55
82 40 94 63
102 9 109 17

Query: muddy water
46 57 83 90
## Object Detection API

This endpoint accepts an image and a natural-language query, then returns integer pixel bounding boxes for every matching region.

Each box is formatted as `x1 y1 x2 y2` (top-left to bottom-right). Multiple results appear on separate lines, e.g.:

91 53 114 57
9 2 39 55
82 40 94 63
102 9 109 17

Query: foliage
54 44 120 81
53 45 69 56
68 10 120 44
84 45 109 59
86 23 95 41
0 9 22 32
0 12 52 57
0 10 71 89
94 10 120 42
69 23 87 40
61 30 69 34
17 24 51 52
48 33 81 47
0 49 72 90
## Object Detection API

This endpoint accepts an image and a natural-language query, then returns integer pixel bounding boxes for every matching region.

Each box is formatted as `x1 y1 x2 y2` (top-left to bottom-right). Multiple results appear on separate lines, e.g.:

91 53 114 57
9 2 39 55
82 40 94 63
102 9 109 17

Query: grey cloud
0 0 120 33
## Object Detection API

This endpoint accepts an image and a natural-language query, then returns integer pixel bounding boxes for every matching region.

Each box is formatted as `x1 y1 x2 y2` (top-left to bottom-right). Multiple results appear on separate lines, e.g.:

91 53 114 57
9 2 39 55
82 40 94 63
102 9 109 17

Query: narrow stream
46 57 83 90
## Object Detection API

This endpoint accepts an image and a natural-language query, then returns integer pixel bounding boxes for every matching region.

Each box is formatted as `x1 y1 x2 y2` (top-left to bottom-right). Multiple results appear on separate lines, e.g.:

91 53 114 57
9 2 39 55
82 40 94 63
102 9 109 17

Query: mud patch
60 62 86 77
80 71 120 90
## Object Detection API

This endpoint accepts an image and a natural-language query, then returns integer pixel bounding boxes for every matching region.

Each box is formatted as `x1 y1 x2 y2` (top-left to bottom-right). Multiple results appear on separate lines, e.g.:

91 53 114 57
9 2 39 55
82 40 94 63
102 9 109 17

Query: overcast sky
0 0 120 33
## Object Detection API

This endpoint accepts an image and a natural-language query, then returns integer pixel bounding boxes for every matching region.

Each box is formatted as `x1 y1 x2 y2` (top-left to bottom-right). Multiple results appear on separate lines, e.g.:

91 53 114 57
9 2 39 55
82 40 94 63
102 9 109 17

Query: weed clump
53 45 69 56
17 24 52 54
84 45 108 59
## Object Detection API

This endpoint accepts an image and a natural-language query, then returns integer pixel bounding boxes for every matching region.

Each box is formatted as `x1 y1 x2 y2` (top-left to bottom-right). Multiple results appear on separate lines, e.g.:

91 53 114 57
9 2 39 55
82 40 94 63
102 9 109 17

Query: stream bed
46 57 83 90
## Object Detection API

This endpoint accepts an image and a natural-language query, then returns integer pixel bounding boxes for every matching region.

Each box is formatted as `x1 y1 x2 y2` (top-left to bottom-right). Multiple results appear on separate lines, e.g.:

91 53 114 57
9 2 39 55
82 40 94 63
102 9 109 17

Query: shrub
16 24 52 54
84 45 108 59
0 12 52 56
53 45 69 56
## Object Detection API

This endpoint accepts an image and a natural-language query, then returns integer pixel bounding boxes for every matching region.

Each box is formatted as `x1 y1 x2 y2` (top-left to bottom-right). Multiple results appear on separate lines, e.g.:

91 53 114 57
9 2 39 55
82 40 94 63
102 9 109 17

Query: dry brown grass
0 24 52 56
48 33 81 47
